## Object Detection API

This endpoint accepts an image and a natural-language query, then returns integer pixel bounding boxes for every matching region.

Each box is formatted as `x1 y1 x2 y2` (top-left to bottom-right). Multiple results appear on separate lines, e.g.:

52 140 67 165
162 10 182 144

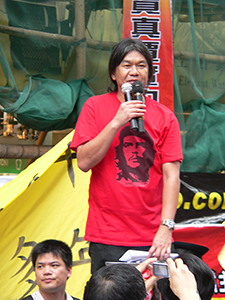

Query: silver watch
160 219 175 230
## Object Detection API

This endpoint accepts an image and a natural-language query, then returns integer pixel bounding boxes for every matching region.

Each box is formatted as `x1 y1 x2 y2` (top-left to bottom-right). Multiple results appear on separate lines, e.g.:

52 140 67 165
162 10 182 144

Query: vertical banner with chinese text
123 0 174 111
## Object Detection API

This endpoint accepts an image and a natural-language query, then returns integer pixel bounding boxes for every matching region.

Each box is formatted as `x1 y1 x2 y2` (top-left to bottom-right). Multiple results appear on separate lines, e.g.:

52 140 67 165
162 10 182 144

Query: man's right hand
167 257 200 300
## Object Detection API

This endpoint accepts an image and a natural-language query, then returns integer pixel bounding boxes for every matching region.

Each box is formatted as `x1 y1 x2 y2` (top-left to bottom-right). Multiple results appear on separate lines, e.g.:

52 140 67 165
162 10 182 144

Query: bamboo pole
24 131 48 168
0 24 223 64
0 143 51 159
0 24 116 50
178 14 225 22
75 0 86 79
174 50 225 64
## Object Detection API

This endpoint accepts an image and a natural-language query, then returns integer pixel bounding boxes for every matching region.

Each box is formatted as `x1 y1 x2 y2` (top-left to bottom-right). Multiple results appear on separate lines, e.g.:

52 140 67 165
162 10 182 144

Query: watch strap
160 219 175 230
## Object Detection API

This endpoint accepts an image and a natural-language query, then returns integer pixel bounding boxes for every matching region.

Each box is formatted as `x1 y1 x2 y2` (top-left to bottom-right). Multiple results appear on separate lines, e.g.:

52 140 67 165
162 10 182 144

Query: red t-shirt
70 92 183 246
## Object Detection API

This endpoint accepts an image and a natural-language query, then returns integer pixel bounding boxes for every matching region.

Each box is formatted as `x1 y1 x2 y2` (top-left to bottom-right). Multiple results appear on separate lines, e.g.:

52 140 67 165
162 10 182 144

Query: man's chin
40 285 59 294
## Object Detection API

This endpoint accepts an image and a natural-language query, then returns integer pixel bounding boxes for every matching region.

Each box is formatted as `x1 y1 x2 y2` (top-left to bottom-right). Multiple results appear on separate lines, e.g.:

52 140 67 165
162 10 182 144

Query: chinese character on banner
123 0 174 111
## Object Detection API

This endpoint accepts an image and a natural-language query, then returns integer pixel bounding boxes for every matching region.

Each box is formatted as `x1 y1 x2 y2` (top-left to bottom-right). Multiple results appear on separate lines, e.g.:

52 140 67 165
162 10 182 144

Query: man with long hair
70 38 183 273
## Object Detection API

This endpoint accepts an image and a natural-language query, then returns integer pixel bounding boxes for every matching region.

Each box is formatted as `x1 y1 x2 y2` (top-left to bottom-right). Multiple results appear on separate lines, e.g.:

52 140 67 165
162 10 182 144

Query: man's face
35 252 72 295
123 136 147 168
111 50 149 100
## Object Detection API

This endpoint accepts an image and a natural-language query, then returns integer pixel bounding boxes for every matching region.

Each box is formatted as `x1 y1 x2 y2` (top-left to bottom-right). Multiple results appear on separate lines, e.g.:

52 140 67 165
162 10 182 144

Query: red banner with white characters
123 0 174 111
174 225 225 299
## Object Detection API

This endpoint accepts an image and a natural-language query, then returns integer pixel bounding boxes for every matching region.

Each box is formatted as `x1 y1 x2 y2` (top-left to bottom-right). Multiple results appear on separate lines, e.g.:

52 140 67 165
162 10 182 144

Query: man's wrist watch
160 219 175 230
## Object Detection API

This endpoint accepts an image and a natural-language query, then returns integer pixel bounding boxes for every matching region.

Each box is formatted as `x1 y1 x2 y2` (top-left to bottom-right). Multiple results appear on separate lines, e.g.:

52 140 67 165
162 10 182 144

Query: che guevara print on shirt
114 126 156 186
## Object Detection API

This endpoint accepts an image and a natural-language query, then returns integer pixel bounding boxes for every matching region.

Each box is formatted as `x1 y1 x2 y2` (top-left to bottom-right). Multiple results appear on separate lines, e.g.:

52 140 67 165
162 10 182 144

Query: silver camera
152 253 179 278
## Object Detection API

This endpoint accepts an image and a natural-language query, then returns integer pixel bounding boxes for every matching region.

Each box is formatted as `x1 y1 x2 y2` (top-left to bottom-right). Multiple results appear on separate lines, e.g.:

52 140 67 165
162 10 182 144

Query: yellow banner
1 130 224 300
0 131 91 300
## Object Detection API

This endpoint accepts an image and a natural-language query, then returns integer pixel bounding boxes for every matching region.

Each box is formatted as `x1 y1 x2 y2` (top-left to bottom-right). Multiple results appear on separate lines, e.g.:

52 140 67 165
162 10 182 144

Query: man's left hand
147 225 172 260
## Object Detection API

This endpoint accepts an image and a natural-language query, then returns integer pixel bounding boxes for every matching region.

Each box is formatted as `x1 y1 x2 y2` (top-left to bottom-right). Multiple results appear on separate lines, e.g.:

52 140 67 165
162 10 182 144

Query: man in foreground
21 239 79 300
83 255 215 300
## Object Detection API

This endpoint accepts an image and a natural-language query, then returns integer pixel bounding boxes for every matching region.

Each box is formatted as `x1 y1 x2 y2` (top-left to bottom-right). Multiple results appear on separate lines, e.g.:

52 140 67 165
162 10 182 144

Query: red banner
174 225 225 299
123 0 174 111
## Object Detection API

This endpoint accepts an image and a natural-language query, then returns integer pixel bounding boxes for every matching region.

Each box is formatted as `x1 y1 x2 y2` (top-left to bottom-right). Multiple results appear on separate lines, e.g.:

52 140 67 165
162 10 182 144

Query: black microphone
121 82 138 131
132 81 145 132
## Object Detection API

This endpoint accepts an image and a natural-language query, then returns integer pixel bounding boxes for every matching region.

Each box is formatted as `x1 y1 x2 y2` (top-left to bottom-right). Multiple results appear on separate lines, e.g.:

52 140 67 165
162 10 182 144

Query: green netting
1 75 95 131
173 0 225 173
2 0 225 172
0 0 123 130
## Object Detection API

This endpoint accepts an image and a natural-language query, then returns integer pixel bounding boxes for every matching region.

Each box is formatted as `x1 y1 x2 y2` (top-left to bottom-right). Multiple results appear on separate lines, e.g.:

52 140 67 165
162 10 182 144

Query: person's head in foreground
31 239 72 296
83 263 147 300
157 253 215 300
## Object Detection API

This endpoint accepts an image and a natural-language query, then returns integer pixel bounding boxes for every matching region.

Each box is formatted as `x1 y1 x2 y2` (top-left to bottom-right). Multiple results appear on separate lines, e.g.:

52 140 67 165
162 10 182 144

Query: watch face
168 220 175 229
162 220 175 229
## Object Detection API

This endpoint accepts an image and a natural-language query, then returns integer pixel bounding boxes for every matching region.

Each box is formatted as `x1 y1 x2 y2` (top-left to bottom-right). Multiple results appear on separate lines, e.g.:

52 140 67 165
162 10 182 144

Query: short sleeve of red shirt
70 96 100 151
159 114 183 164
70 92 122 152
145 99 183 165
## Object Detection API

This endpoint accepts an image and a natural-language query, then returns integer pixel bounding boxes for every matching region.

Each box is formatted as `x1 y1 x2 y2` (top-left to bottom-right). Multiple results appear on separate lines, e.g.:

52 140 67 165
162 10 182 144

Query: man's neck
117 90 125 103
39 289 66 300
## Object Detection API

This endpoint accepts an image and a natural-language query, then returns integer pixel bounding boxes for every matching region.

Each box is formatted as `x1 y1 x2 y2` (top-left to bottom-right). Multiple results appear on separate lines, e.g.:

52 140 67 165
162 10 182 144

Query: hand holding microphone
132 81 145 132
121 82 138 131
121 81 145 132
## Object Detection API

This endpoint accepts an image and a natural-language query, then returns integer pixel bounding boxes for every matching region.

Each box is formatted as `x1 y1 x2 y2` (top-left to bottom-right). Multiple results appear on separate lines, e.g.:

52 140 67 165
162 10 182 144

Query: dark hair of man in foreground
157 252 215 300
31 239 72 269
83 263 147 300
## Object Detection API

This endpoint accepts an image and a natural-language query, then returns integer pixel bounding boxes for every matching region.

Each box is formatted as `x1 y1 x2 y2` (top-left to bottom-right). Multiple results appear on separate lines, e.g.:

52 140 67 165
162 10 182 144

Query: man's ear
67 266 72 279
111 73 116 81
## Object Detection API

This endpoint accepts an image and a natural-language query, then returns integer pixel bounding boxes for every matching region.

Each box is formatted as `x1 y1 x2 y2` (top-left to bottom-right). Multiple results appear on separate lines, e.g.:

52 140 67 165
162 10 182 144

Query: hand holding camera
152 253 179 278
118 250 179 279
135 257 158 292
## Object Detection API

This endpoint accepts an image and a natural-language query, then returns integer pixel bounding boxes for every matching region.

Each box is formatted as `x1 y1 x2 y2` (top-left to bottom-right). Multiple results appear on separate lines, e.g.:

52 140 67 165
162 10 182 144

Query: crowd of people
21 239 215 300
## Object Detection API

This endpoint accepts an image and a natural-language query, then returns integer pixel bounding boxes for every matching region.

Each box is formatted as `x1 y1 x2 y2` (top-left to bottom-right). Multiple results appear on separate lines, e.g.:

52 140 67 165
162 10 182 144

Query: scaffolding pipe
0 24 116 50
0 144 52 159
174 50 225 64
1 25 224 64
75 0 86 79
